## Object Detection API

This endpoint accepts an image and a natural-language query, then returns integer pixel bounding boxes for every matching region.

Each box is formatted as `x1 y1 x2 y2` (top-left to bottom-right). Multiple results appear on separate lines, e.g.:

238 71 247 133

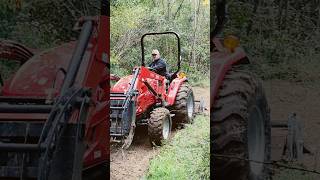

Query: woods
0 0 100 79
0 0 100 48
213 0 320 82
1 0 210 84
110 0 210 84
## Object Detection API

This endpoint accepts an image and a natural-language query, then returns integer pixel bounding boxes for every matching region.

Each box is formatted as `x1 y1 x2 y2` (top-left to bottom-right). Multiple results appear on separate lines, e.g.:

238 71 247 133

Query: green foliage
0 0 100 48
145 115 210 180
111 0 210 82
0 60 19 80
216 0 320 82
0 0 100 79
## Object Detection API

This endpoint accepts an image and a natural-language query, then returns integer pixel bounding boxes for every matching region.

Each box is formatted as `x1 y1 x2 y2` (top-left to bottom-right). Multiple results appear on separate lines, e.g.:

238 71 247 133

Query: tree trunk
190 0 200 65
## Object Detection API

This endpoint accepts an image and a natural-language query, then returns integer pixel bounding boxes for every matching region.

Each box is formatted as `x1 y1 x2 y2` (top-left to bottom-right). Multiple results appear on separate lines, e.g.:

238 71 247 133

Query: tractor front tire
148 107 172 146
212 66 271 180
171 83 195 124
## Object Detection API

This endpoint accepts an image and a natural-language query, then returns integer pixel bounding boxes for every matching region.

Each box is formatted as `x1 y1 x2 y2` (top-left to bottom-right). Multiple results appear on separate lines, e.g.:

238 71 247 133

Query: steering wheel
147 67 156 72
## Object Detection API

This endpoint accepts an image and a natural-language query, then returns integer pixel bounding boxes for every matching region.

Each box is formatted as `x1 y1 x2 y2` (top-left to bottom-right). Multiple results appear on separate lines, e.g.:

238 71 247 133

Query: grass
144 115 210 180
273 169 318 180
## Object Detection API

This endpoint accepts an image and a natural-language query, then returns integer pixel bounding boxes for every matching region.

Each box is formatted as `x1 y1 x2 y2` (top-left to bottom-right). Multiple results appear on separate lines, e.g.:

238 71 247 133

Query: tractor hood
2 42 76 97
111 74 133 93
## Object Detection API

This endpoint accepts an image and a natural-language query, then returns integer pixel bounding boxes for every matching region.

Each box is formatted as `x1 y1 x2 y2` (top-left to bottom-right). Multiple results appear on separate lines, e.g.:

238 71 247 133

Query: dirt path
110 79 320 178
264 80 320 172
110 126 159 180
110 86 210 180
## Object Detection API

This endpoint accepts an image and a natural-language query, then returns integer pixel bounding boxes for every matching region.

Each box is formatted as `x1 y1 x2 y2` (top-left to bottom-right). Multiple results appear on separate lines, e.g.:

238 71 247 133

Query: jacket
148 58 168 77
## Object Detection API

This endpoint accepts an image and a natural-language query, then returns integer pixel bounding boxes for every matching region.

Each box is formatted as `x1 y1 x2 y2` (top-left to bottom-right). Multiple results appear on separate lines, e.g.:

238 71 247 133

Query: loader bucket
110 68 140 145
110 93 136 139
0 20 94 180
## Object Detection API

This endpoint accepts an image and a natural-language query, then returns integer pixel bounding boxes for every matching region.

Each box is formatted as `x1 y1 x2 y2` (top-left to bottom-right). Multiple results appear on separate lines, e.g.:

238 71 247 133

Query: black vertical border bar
101 0 110 16
101 0 110 177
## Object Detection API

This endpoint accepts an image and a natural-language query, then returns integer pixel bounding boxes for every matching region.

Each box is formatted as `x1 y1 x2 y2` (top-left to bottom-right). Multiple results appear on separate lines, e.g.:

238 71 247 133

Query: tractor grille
0 121 44 178
110 92 136 139
0 92 89 179
110 98 125 136
0 97 48 179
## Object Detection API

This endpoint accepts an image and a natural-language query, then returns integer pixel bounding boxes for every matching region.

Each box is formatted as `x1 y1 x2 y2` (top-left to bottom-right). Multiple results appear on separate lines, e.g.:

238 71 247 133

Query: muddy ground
264 80 320 175
110 86 210 180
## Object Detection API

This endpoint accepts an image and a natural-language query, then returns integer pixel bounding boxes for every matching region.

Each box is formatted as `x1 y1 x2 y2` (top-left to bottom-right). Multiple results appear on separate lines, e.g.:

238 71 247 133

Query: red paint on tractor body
167 77 187 105
2 42 75 97
111 66 167 116
111 66 188 116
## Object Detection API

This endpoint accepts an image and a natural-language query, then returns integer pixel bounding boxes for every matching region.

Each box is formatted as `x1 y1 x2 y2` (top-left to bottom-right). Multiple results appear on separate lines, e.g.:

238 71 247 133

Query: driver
148 49 167 76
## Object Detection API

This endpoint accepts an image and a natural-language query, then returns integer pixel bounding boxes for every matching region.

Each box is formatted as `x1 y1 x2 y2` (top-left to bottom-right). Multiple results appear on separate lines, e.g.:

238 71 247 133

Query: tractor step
0 96 47 104
0 143 40 152
110 137 121 143
0 104 52 113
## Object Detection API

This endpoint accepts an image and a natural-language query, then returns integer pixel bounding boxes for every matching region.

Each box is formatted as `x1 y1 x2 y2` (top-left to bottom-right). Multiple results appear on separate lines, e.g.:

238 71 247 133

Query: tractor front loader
0 1 110 180
211 1 271 180
110 32 195 149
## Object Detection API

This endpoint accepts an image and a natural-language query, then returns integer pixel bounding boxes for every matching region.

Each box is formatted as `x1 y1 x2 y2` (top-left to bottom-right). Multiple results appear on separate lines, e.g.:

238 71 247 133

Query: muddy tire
148 107 172 146
171 83 195 123
212 66 271 180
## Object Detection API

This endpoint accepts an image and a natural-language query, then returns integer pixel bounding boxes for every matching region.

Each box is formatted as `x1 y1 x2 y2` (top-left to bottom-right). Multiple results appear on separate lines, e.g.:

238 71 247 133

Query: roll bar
141 31 181 73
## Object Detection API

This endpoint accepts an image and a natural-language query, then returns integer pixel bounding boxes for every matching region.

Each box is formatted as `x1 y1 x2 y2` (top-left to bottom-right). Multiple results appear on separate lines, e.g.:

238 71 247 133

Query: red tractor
211 1 271 180
110 32 195 148
0 1 109 180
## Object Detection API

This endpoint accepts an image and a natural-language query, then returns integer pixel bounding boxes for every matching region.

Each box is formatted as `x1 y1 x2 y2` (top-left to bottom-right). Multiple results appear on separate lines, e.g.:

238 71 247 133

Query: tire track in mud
110 86 210 180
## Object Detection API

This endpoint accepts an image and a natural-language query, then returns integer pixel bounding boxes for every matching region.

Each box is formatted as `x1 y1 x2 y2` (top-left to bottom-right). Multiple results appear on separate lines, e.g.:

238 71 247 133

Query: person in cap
148 49 168 77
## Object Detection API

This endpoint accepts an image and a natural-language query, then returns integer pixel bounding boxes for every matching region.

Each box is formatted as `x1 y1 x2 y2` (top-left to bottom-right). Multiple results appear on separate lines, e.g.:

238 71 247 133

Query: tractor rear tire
171 83 195 124
212 66 271 180
148 107 172 146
